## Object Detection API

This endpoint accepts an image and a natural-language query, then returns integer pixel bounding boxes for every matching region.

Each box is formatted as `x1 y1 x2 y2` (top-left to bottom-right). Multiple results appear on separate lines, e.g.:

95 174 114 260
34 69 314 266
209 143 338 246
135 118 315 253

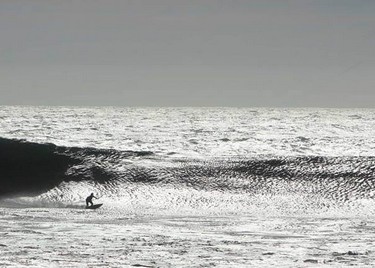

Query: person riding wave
86 193 98 207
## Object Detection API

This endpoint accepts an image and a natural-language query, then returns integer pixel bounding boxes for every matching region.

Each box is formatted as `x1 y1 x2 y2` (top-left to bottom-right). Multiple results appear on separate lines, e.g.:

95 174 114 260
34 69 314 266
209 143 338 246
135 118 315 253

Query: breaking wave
1 137 375 214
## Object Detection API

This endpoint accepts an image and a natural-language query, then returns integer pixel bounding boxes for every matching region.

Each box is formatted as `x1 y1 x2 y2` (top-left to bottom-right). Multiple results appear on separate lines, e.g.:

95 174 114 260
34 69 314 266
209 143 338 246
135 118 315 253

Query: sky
0 0 374 107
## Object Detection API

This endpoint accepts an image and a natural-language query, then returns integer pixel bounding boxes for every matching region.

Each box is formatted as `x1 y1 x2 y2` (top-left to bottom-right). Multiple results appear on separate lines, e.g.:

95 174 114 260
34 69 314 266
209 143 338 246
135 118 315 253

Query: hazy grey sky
1 0 374 107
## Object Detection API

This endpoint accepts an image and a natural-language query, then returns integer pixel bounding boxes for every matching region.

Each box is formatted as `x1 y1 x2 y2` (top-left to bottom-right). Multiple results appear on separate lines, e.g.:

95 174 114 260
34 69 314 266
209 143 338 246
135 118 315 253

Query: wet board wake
86 204 103 209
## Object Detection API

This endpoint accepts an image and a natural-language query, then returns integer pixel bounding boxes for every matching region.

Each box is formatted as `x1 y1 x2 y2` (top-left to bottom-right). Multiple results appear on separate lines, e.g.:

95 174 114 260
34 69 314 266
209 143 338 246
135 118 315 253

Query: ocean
1 106 375 267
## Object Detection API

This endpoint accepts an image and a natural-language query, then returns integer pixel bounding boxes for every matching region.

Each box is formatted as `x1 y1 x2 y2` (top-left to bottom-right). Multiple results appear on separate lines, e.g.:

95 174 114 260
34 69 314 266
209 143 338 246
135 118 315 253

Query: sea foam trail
1 137 375 211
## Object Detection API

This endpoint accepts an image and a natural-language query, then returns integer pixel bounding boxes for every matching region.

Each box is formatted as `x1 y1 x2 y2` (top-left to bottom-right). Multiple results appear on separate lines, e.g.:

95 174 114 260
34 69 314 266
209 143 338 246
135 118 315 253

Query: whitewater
1 106 375 267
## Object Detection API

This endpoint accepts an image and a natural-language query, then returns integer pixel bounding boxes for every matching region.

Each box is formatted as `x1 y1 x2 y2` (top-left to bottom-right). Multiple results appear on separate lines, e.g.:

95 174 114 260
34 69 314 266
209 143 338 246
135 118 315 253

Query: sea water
1 106 375 267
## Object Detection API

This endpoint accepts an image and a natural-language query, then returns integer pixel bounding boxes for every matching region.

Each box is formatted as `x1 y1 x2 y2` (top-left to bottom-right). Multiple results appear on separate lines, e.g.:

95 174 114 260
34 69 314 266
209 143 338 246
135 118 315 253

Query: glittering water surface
1 209 375 267
1 106 375 267
1 106 375 157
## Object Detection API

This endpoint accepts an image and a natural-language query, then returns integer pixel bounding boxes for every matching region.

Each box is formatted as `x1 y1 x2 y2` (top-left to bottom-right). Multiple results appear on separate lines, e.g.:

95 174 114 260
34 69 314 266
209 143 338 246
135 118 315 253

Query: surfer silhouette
86 193 97 207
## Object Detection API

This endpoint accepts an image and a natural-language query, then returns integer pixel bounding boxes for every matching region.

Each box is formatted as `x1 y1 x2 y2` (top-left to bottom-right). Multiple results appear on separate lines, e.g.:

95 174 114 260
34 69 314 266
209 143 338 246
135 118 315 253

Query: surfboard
86 203 103 209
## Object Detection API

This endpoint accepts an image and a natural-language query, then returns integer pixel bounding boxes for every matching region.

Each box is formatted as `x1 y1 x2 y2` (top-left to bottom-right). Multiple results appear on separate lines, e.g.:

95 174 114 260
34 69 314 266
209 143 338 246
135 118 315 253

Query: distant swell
1 137 375 202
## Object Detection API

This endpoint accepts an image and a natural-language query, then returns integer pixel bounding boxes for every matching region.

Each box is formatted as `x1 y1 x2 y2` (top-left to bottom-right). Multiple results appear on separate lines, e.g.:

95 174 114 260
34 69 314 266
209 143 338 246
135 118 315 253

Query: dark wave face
1 137 375 203
0 137 152 196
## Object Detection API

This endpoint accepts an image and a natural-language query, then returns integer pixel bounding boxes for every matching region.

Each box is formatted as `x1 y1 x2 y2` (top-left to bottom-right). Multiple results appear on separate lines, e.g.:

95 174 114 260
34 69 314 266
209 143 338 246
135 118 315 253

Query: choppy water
1 106 375 267
1 106 375 158
1 106 375 212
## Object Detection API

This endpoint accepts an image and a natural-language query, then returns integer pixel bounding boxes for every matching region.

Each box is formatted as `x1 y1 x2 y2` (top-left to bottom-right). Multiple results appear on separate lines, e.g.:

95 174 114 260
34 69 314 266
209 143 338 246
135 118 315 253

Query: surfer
86 193 98 207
